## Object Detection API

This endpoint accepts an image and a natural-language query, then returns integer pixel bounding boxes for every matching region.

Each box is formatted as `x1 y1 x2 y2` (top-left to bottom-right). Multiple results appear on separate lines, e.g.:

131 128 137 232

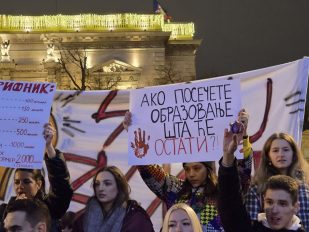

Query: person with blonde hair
123 109 252 232
162 203 202 232
246 132 309 231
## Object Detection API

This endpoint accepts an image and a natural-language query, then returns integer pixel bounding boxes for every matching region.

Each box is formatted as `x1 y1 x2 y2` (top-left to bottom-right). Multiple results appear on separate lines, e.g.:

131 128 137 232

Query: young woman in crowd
161 203 203 232
123 109 252 231
218 127 305 232
245 132 309 231
81 166 154 232
0 123 73 232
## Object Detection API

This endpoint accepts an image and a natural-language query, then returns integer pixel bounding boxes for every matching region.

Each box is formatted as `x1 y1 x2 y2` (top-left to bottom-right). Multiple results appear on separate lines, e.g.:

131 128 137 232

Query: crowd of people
0 123 73 232
0 108 308 232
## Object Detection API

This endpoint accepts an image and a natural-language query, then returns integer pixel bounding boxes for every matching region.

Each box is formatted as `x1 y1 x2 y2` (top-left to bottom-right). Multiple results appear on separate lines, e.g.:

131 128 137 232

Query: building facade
0 14 201 89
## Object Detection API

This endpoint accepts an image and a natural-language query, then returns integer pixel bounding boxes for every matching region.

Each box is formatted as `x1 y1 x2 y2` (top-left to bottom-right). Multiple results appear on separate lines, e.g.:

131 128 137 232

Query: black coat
0 150 73 232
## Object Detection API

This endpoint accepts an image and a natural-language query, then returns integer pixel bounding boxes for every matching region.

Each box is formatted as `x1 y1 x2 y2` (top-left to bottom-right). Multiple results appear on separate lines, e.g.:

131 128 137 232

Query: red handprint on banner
131 128 150 158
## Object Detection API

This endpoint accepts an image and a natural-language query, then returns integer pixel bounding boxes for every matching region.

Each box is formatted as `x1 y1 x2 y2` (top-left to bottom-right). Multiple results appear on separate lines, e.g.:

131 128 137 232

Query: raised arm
218 128 253 232
43 123 73 219
43 123 56 159
237 109 253 194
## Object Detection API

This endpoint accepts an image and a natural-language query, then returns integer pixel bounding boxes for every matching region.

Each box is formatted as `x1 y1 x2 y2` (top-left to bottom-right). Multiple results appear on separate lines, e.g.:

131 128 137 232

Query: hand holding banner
0 80 56 169
129 78 242 165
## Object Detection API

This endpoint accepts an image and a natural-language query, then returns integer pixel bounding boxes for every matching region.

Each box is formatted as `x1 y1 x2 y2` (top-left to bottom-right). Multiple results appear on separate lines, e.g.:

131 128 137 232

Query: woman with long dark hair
123 109 252 231
0 123 73 232
81 166 154 232
245 132 309 231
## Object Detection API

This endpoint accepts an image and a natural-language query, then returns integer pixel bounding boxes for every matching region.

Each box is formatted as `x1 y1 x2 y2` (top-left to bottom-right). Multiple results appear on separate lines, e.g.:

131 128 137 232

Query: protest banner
128 78 241 165
0 58 308 231
0 80 56 169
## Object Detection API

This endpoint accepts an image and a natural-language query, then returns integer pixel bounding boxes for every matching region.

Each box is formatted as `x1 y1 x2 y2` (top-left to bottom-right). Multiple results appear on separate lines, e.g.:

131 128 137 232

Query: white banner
0 57 308 232
129 78 241 165
0 80 56 169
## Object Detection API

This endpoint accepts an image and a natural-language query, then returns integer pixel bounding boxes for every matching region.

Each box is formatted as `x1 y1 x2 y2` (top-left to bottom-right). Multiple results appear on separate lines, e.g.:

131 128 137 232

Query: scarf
83 198 126 232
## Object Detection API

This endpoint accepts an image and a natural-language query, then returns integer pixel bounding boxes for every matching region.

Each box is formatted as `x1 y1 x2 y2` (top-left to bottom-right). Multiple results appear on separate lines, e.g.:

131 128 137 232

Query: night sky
0 0 308 79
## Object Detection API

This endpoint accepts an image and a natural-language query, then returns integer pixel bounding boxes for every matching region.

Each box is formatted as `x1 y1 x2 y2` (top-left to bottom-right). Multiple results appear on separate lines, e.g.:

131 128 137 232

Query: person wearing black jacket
0 123 73 232
218 128 305 232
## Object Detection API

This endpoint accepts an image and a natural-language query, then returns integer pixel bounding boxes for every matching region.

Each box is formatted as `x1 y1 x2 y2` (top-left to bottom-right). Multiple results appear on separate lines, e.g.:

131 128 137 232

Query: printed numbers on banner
16 154 34 163
16 129 28 136
18 117 28 123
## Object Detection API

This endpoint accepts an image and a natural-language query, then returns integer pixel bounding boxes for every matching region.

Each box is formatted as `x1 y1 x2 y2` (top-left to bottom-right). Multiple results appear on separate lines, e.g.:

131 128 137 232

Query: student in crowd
161 203 203 232
245 133 309 230
0 123 73 232
4 199 51 232
218 127 305 232
80 166 154 232
123 109 252 231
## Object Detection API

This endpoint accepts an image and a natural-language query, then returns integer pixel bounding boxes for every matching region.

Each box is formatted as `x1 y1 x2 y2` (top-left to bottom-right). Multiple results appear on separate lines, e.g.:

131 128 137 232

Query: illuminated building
0 14 200 89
